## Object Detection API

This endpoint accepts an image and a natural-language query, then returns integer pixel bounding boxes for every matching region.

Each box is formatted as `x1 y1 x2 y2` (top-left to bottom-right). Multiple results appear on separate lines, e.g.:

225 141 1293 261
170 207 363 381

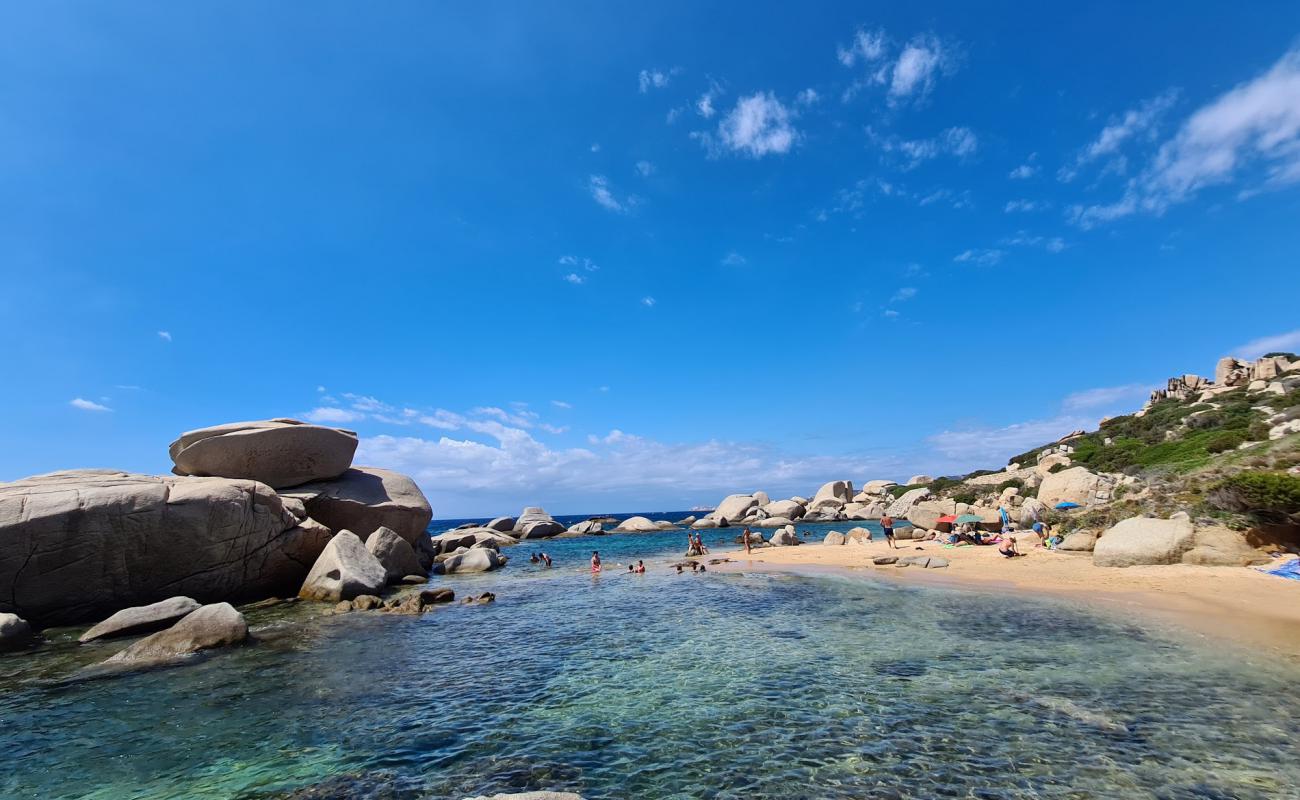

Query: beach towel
1259 558 1300 581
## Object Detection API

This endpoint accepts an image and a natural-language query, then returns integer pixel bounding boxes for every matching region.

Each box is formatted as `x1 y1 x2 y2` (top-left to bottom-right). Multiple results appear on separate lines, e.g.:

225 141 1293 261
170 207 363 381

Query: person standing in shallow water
590 551 602 574
881 515 896 549
742 527 752 554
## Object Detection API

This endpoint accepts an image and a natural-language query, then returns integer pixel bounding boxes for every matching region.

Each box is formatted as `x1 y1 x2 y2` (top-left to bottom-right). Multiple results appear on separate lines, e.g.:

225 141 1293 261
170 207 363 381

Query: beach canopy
1054 502 1082 510
954 514 983 524
937 514 958 524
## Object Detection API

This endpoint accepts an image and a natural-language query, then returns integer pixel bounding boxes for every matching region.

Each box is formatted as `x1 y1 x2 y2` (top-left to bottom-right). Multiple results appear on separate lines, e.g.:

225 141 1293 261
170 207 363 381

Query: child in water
591 551 602 574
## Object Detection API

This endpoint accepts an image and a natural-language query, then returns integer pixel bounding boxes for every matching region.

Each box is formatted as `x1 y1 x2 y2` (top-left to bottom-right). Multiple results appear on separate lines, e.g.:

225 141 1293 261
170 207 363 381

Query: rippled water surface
3 526 1299 799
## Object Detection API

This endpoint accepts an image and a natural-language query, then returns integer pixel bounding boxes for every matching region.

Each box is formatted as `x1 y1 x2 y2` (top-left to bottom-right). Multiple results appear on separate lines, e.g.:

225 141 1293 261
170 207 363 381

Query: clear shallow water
2 526 1298 800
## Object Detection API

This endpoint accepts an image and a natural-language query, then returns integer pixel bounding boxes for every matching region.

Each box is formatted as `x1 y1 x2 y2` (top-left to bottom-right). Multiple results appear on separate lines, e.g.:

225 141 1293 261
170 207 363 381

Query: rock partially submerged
169 419 358 489
104 602 248 666
513 507 565 539
614 516 660 532
435 547 507 574
0 613 34 651
299 531 388 602
79 596 202 643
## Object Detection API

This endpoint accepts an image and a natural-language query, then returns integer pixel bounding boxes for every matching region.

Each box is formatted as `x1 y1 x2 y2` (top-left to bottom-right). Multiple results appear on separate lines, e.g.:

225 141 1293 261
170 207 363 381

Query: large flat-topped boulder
512 507 565 538
0 470 325 626
169 419 358 489
281 467 433 549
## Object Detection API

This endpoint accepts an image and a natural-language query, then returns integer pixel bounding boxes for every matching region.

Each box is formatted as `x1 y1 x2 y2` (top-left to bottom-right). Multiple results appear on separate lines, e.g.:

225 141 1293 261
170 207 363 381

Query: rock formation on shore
0 418 435 629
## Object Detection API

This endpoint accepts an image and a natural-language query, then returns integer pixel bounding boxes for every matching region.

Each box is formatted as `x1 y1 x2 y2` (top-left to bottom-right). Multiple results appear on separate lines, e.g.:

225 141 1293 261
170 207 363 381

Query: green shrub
997 478 1024 493
1205 430 1247 453
1208 471 1300 520
951 491 979 505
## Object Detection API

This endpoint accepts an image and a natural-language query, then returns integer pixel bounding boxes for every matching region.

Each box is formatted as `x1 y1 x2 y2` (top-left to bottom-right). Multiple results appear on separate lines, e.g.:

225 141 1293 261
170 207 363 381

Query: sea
1 513 1298 799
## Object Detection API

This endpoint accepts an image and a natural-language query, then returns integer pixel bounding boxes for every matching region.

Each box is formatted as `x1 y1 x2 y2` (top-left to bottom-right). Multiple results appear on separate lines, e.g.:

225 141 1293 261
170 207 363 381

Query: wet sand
706 538 1300 662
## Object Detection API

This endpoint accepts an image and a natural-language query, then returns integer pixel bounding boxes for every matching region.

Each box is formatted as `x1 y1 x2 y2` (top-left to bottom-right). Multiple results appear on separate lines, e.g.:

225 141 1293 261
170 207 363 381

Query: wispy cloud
559 255 600 272
953 248 1005 266
641 296 656 307
303 406 366 424
796 88 820 106
837 27 888 67
1009 160 1038 179
70 397 112 412
721 251 747 266
1061 383 1153 411
890 286 917 302
1004 199 1044 213
1001 231 1067 253
1060 91 1179 183
551 400 573 410
1232 328 1300 359
869 125 978 169
588 174 635 213
635 160 655 177
1069 46 1300 227
157 330 172 342
638 68 673 93
563 273 585 285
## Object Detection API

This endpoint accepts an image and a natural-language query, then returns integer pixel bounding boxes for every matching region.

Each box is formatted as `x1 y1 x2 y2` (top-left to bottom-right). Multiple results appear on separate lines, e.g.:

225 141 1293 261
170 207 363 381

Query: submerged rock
168 419 357 489
104 602 248 666
79 596 202 643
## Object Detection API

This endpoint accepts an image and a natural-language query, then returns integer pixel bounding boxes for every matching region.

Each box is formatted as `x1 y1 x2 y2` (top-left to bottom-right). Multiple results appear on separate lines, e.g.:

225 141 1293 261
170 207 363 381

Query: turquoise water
2 526 1299 799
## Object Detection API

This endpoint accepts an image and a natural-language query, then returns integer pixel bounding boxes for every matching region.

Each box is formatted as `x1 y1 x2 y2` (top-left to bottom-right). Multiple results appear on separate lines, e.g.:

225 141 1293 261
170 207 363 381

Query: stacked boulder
0 418 433 628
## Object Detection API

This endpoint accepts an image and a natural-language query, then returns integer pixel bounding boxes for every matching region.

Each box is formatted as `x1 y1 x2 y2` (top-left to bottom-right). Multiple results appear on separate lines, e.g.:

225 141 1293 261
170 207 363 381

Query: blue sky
3 3 1300 516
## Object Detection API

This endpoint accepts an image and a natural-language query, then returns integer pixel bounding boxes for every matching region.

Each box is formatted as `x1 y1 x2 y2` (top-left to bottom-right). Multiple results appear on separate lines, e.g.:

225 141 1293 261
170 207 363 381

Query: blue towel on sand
1259 558 1300 581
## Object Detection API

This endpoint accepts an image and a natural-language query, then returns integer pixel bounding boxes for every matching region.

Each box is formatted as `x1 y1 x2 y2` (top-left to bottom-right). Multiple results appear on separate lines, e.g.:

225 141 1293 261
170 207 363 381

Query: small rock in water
80 596 202 643
102 603 248 667
421 588 455 604
398 575 428 584
352 595 383 611
335 601 354 613
0 613 35 651
462 592 496 605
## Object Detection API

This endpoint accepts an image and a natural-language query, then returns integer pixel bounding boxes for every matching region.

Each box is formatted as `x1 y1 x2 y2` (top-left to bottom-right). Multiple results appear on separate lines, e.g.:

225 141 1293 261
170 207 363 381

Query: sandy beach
708 537 1300 662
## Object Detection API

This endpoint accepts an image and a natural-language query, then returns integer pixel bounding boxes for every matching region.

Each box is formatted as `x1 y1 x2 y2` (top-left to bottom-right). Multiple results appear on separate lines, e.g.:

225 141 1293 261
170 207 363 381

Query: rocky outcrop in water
365 526 426 582
79 596 202 643
281 467 434 557
299 531 389 602
512 507 565 539
103 602 248 666
0 470 328 626
0 613 33 651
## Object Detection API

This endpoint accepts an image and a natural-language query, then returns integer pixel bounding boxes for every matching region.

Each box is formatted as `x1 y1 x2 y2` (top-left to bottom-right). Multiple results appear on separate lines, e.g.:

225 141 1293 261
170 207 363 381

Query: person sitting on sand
881 515 896 549
999 537 1023 558
591 551 602 573
635 560 646 573
742 527 752 554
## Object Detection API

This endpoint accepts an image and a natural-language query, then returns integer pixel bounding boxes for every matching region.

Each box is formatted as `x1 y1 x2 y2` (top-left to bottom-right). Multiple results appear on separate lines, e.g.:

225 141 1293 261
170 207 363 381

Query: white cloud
703 92 799 158
551 400 572 410
303 407 366 424
797 88 820 106
1004 199 1042 213
838 28 888 67
882 309 900 319
559 254 600 271
890 286 917 302
638 69 671 93
1070 47 1300 227
588 174 634 213
953 248 1005 266
1232 328 1300 359
590 143 600 153
889 35 951 102
635 160 655 177
157 331 172 342
70 397 111 412
316 385 326 392
563 273 585 285
1001 231 1067 253
1009 163 1038 179
721 251 747 266
641 296 656 307
872 125 977 168
927 414 1093 463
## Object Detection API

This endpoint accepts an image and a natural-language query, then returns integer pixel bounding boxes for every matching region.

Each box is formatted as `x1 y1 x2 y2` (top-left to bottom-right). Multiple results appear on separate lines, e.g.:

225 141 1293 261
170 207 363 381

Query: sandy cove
705 538 1300 662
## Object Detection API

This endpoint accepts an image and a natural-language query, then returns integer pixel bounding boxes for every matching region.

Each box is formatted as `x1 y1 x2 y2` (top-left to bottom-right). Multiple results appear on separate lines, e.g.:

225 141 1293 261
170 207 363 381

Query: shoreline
704 538 1300 662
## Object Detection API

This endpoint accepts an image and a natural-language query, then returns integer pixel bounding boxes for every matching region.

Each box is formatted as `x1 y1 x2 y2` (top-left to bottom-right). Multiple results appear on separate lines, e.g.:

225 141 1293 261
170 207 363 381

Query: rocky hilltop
691 351 1300 567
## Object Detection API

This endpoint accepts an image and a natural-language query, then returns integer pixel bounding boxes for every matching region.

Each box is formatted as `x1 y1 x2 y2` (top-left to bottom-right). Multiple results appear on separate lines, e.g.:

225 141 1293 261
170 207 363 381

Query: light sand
706 538 1300 662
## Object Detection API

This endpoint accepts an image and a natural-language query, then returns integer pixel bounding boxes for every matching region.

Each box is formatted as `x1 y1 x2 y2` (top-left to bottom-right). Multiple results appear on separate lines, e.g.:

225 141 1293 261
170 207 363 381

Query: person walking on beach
742 527 752 554
881 515 896 549
591 551 602 574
